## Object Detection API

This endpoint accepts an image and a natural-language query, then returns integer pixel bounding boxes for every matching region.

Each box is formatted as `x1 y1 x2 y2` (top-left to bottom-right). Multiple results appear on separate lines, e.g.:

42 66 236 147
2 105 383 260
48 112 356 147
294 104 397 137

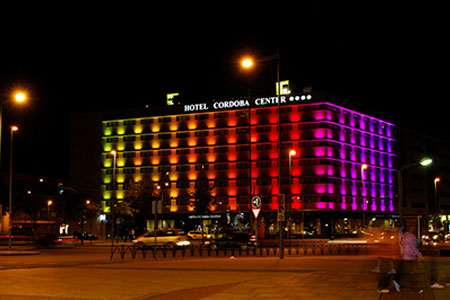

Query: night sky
0 3 447 178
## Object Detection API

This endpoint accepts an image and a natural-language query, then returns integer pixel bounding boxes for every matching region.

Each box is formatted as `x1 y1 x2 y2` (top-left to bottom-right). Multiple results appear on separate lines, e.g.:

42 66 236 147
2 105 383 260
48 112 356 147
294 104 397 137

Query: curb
0 250 41 256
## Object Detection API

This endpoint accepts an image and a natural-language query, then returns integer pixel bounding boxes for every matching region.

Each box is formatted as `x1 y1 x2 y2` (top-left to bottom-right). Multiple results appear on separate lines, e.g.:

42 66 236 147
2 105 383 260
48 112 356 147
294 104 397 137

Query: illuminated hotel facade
101 93 398 237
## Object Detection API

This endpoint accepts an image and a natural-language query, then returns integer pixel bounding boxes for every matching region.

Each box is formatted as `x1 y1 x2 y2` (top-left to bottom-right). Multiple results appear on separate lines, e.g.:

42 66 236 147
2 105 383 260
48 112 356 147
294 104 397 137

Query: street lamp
14 93 26 102
110 149 117 245
434 177 440 215
288 149 296 243
1 93 27 237
361 164 368 227
241 49 284 258
47 200 53 218
398 157 433 222
7 125 19 249
241 58 253 69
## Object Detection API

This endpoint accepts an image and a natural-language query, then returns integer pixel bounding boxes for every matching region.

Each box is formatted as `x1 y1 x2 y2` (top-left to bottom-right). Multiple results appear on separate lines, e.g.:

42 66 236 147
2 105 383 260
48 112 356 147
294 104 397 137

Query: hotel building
100 92 398 237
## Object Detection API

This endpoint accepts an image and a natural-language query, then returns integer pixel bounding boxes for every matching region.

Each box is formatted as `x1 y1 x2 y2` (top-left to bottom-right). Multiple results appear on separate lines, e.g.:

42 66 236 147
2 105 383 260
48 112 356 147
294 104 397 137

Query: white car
132 229 190 247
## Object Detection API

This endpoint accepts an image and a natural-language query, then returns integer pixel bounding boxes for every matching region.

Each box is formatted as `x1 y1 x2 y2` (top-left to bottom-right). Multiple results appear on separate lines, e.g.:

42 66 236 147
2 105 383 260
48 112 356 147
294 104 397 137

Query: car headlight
176 241 190 246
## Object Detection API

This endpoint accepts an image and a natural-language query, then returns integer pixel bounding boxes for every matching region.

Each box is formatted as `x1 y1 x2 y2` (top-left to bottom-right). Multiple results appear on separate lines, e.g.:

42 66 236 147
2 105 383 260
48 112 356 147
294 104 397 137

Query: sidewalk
1 249 450 300
0 245 40 256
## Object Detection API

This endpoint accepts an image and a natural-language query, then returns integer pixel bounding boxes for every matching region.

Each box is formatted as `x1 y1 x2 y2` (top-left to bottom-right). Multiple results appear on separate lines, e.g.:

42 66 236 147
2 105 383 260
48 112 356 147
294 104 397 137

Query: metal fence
110 243 375 260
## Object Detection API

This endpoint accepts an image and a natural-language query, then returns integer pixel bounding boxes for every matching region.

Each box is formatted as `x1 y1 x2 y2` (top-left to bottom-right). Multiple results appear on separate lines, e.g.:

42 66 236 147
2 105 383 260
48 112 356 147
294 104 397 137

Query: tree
189 177 216 214
123 178 158 234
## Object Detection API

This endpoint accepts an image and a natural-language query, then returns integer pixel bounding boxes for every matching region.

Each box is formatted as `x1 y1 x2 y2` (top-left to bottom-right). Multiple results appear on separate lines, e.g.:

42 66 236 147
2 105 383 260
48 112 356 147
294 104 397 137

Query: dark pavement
0 244 449 300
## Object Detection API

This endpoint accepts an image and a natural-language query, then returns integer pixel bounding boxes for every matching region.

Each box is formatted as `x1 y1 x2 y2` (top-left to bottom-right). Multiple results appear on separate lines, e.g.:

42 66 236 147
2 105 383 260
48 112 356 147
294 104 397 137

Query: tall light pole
361 164 368 228
241 49 284 258
398 157 433 224
1 92 27 243
288 149 296 244
7 125 19 249
110 149 117 246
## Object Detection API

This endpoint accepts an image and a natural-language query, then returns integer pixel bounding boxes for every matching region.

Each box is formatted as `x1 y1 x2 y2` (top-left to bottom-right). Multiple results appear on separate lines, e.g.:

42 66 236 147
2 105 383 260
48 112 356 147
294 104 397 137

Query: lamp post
110 149 117 246
7 125 19 249
47 200 53 218
288 149 296 244
1 93 27 248
361 164 368 228
241 49 284 258
398 157 433 225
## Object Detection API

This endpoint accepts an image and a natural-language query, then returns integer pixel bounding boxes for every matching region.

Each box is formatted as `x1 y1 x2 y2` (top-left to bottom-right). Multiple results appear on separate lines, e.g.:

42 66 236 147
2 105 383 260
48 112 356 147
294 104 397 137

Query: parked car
74 232 98 241
187 230 212 240
210 232 257 250
132 228 190 247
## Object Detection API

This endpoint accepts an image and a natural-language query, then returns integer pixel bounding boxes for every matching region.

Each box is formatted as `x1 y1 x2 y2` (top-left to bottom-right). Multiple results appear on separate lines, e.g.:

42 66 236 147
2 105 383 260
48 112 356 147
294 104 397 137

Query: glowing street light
420 158 433 166
434 177 441 214
241 58 253 69
14 92 26 102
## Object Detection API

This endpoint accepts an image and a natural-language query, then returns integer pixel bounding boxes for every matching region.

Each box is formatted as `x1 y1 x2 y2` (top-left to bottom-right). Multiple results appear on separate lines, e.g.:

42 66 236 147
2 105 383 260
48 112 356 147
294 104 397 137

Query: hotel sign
183 94 312 113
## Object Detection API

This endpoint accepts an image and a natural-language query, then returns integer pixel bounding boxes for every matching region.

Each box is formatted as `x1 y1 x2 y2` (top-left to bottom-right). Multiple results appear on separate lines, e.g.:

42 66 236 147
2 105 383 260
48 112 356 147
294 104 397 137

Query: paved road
0 246 449 300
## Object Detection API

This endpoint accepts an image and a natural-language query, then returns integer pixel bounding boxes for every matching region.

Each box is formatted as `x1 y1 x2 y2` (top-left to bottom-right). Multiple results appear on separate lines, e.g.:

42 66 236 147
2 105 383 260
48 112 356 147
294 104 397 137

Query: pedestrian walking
393 223 425 294
372 227 400 293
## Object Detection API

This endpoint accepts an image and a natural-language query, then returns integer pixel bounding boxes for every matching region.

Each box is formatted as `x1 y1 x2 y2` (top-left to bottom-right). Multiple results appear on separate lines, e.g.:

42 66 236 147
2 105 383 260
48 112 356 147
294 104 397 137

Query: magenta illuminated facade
102 94 398 237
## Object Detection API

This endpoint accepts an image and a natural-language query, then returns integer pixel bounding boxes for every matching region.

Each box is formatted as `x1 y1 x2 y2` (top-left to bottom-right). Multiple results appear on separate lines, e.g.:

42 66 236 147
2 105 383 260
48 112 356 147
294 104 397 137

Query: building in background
398 128 450 235
100 91 399 238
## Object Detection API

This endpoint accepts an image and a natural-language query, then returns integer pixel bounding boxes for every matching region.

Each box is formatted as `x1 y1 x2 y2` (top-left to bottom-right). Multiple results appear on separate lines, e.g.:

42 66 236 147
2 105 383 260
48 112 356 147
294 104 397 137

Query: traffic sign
251 195 262 218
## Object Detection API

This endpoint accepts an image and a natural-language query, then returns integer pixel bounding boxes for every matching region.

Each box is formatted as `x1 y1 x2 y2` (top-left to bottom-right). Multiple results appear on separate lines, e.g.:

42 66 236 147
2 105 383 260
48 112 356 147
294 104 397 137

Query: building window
195 148 209 154
256 177 272 185
176 115 190 121
124 120 136 125
195 131 209 137
158 133 172 140
176 149 190 155
214 147 228 153
176 132 190 138
214 163 229 170
236 162 250 169
214 112 228 118
140 167 152 173
214 129 229 136
158 150 171 156
106 121 119 127
176 165 190 171
256 127 271 133
195 114 209 120
159 117 172 123
236 145 249 152
140 151 153 157
195 164 209 170
106 137 119 143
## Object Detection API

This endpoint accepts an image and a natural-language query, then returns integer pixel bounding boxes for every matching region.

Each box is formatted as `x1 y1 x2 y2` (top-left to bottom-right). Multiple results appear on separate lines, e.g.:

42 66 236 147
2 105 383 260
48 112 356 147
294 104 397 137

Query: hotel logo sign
183 95 312 113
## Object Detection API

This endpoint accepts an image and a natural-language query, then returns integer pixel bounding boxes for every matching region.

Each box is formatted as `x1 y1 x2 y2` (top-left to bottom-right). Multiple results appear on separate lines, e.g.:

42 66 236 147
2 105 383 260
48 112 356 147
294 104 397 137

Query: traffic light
58 182 64 194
